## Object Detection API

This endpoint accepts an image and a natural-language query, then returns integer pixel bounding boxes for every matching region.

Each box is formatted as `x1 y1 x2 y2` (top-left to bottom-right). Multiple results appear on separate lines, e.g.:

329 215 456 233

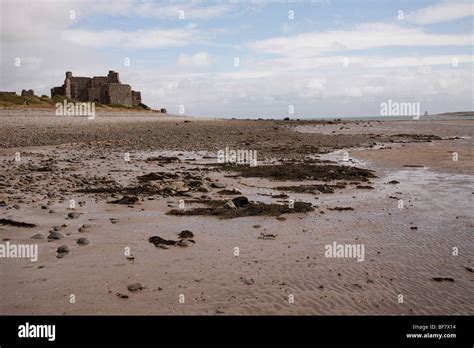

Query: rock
110 196 139 205
388 180 400 184
48 231 63 240
77 237 89 245
217 188 242 195
116 293 129 299
328 206 354 211
57 245 69 253
432 277 454 282
240 277 255 285
0 195 9 206
178 230 194 239
56 252 67 259
271 193 289 199
157 244 171 249
149 236 176 247
31 233 44 239
127 283 144 292
177 239 193 247
224 200 237 210
232 196 250 208
166 181 189 193
211 182 226 189
67 212 80 219
0 219 36 228
258 232 277 240
197 185 210 193
356 185 374 190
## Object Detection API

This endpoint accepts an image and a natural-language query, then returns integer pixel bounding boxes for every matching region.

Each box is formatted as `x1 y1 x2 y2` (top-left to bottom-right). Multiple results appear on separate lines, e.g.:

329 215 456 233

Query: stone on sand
77 237 89 245
48 231 64 240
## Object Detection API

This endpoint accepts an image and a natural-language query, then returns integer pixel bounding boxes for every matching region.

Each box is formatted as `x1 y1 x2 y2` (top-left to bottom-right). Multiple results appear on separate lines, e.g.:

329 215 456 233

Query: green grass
0 92 151 111
0 92 49 106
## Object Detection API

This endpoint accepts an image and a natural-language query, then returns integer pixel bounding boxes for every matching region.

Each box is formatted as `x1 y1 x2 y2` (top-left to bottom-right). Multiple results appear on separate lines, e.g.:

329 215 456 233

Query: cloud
177 52 211 67
0 0 110 94
248 23 472 58
246 54 474 72
62 27 205 49
406 1 474 25
87 0 233 20
1 0 472 118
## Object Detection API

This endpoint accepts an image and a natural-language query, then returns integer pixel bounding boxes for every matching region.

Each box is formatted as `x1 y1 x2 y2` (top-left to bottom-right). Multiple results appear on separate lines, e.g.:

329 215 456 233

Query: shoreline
0 110 473 315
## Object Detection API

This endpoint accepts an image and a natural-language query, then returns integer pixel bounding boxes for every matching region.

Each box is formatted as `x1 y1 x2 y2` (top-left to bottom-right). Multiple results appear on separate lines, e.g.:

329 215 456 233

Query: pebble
211 182 225 189
57 245 69 253
177 239 193 247
127 283 144 292
224 200 237 210
77 237 89 245
240 277 255 285
67 212 80 219
48 231 64 240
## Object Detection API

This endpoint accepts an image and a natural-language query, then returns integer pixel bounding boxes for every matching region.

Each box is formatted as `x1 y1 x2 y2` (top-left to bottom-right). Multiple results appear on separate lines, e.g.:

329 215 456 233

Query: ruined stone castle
51 71 141 106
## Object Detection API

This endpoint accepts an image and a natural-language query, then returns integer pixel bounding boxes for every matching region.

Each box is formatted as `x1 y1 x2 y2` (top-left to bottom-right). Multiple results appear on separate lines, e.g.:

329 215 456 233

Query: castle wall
132 91 141 105
51 71 141 107
87 87 101 103
107 71 121 84
51 86 64 98
91 77 108 88
106 84 132 106
70 77 91 102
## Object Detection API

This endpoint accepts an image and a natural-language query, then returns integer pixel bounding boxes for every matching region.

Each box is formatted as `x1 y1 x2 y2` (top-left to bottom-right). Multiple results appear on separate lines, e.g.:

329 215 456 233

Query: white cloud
62 28 205 49
248 23 472 58
406 1 474 25
177 52 211 67
1 0 472 118
87 0 233 20
246 54 474 72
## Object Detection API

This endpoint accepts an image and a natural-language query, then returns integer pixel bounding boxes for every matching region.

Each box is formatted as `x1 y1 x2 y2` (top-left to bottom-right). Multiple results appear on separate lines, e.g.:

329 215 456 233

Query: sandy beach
0 109 473 315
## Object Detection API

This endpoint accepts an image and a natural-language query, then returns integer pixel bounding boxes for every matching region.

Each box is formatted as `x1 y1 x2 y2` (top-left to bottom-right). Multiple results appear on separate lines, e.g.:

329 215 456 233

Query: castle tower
107 71 121 84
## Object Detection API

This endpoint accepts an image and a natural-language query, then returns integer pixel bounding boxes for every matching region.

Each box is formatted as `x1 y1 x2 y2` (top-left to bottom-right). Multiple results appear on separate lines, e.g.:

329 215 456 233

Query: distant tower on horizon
424 110 428 116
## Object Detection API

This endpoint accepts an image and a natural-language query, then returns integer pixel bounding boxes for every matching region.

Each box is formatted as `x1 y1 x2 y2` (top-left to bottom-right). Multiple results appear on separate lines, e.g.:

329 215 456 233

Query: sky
1 0 473 118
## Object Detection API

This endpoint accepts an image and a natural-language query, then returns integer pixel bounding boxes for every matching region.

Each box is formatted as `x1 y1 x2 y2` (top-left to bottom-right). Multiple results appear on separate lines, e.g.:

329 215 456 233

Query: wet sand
0 110 473 315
